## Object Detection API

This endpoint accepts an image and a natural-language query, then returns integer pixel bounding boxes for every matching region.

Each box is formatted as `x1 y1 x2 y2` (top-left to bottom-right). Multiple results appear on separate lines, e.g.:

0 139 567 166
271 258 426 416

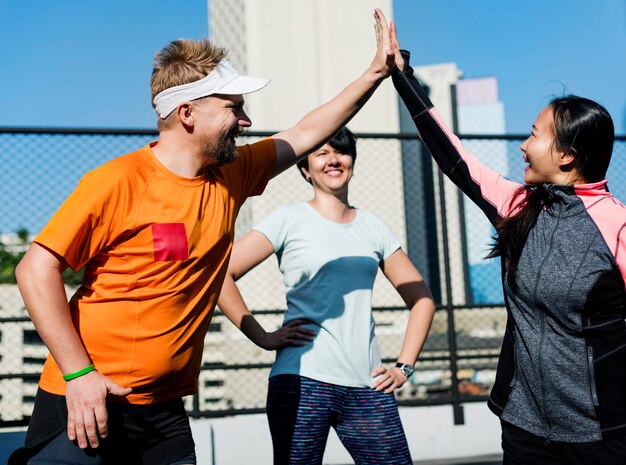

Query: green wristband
63 364 95 382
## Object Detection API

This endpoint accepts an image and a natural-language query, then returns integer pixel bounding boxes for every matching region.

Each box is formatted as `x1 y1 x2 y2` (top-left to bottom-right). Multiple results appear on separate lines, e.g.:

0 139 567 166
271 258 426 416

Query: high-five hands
370 8 396 79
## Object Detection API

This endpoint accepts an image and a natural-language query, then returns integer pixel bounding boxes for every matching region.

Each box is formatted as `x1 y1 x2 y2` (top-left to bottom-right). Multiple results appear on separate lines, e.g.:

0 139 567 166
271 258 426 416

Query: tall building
208 0 406 309
201 2 506 463
456 77 507 304
409 66 508 305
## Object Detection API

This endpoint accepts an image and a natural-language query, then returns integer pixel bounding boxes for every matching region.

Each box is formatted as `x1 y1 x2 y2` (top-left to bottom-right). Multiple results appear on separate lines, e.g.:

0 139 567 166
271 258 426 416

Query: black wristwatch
395 362 414 378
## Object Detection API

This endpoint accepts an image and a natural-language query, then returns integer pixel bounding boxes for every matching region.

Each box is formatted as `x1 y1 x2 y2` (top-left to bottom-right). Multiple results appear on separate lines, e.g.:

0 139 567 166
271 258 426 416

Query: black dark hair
551 96 614 182
296 127 357 183
487 95 614 284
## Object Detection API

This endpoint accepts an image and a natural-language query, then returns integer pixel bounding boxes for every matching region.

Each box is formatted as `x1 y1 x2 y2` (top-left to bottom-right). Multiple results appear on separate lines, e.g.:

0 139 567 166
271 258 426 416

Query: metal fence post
437 169 465 425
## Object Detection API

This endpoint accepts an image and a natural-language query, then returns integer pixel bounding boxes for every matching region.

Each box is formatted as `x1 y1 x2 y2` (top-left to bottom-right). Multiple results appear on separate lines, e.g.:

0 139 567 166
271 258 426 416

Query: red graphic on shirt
152 223 189 261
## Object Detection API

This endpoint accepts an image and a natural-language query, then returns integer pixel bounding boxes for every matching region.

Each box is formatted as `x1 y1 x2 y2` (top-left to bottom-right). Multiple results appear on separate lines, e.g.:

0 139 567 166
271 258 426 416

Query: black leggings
501 420 626 465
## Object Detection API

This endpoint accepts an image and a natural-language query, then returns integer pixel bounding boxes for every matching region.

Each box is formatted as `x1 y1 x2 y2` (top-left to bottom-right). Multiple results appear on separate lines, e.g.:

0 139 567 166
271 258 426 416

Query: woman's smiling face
520 106 565 185
302 143 354 194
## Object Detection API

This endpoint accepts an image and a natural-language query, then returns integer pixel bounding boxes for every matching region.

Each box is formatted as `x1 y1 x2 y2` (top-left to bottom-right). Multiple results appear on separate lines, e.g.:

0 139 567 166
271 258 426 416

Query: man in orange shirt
10 9 396 465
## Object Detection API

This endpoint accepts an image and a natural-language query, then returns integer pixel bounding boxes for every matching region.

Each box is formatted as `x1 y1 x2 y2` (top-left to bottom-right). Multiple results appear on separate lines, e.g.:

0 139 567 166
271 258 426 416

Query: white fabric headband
152 59 270 118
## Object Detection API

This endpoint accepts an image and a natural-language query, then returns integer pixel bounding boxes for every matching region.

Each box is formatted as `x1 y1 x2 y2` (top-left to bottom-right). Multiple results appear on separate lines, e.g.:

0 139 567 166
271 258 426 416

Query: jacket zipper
510 335 518 387
532 202 563 440
587 346 599 406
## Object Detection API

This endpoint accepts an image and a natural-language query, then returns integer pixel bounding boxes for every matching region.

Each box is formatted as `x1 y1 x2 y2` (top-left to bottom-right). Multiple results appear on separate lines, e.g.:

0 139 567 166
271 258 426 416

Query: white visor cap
153 59 270 119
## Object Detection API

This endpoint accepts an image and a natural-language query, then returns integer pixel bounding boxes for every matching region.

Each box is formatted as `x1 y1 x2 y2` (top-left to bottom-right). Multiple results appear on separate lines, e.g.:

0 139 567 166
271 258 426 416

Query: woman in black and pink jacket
390 23 626 465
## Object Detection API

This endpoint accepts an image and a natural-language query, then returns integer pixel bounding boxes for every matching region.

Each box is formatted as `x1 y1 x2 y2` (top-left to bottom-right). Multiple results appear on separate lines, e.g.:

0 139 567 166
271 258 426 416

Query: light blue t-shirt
255 202 401 388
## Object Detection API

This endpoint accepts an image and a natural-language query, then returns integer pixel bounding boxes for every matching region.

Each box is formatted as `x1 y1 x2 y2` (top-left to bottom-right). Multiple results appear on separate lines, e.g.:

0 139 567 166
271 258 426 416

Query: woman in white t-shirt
218 127 436 465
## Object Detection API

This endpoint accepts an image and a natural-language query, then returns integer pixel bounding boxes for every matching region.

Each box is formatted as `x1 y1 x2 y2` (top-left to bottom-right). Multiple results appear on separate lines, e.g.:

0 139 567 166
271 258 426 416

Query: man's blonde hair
151 38 227 128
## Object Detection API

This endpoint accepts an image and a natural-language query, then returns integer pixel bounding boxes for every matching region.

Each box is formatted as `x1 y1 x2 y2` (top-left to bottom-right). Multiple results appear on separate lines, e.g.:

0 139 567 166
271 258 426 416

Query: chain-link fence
1 128 624 426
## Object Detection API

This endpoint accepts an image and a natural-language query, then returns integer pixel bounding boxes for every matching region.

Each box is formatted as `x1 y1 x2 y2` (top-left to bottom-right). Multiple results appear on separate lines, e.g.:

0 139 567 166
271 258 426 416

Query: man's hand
65 371 132 449
269 8 398 177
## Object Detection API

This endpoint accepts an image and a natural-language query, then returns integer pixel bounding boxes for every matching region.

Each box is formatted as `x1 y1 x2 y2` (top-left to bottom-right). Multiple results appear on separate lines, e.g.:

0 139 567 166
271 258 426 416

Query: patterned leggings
266 375 412 465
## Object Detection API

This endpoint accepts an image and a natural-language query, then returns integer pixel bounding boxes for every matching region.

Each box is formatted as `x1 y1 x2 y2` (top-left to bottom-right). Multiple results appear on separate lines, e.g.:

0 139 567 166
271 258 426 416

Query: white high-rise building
456 77 508 304
200 2 504 464
209 0 407 311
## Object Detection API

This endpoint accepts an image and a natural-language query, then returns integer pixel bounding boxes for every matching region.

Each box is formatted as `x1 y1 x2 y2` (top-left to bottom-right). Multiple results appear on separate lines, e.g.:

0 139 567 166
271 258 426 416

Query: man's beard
202 127 240 167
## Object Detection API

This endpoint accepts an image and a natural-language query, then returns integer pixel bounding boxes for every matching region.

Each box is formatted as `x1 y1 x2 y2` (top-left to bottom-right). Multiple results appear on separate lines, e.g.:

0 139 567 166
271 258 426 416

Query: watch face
400 364 413 377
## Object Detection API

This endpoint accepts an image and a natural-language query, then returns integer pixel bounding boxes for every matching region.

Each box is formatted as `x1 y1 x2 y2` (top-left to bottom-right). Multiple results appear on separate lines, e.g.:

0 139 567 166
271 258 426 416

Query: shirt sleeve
34 165 127 271
253 205 291 254
220 138 277 207
377 217 402 260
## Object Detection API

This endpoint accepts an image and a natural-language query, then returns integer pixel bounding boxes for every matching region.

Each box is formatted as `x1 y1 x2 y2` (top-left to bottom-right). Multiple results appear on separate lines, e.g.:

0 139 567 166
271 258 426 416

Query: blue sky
0 0 625 134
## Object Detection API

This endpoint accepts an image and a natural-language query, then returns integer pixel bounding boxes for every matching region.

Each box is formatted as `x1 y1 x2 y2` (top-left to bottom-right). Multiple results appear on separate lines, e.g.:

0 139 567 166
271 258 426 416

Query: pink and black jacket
393 50 626 442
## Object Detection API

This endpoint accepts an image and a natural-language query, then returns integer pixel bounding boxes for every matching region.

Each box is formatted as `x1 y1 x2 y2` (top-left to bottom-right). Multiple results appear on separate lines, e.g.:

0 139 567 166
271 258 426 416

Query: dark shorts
9 388 196 465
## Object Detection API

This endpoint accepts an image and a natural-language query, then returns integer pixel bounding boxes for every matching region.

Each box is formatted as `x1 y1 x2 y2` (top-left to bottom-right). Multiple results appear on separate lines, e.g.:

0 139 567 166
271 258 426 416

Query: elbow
224 267 238 282
224 267 241 283
15 255 30 287
15 245 59 289
413 293 437 316
423 290 437 313
226 263 247 282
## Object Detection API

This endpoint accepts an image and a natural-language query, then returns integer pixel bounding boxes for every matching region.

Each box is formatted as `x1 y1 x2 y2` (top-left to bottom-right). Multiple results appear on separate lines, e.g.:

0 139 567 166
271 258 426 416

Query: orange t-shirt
35 139 276 404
